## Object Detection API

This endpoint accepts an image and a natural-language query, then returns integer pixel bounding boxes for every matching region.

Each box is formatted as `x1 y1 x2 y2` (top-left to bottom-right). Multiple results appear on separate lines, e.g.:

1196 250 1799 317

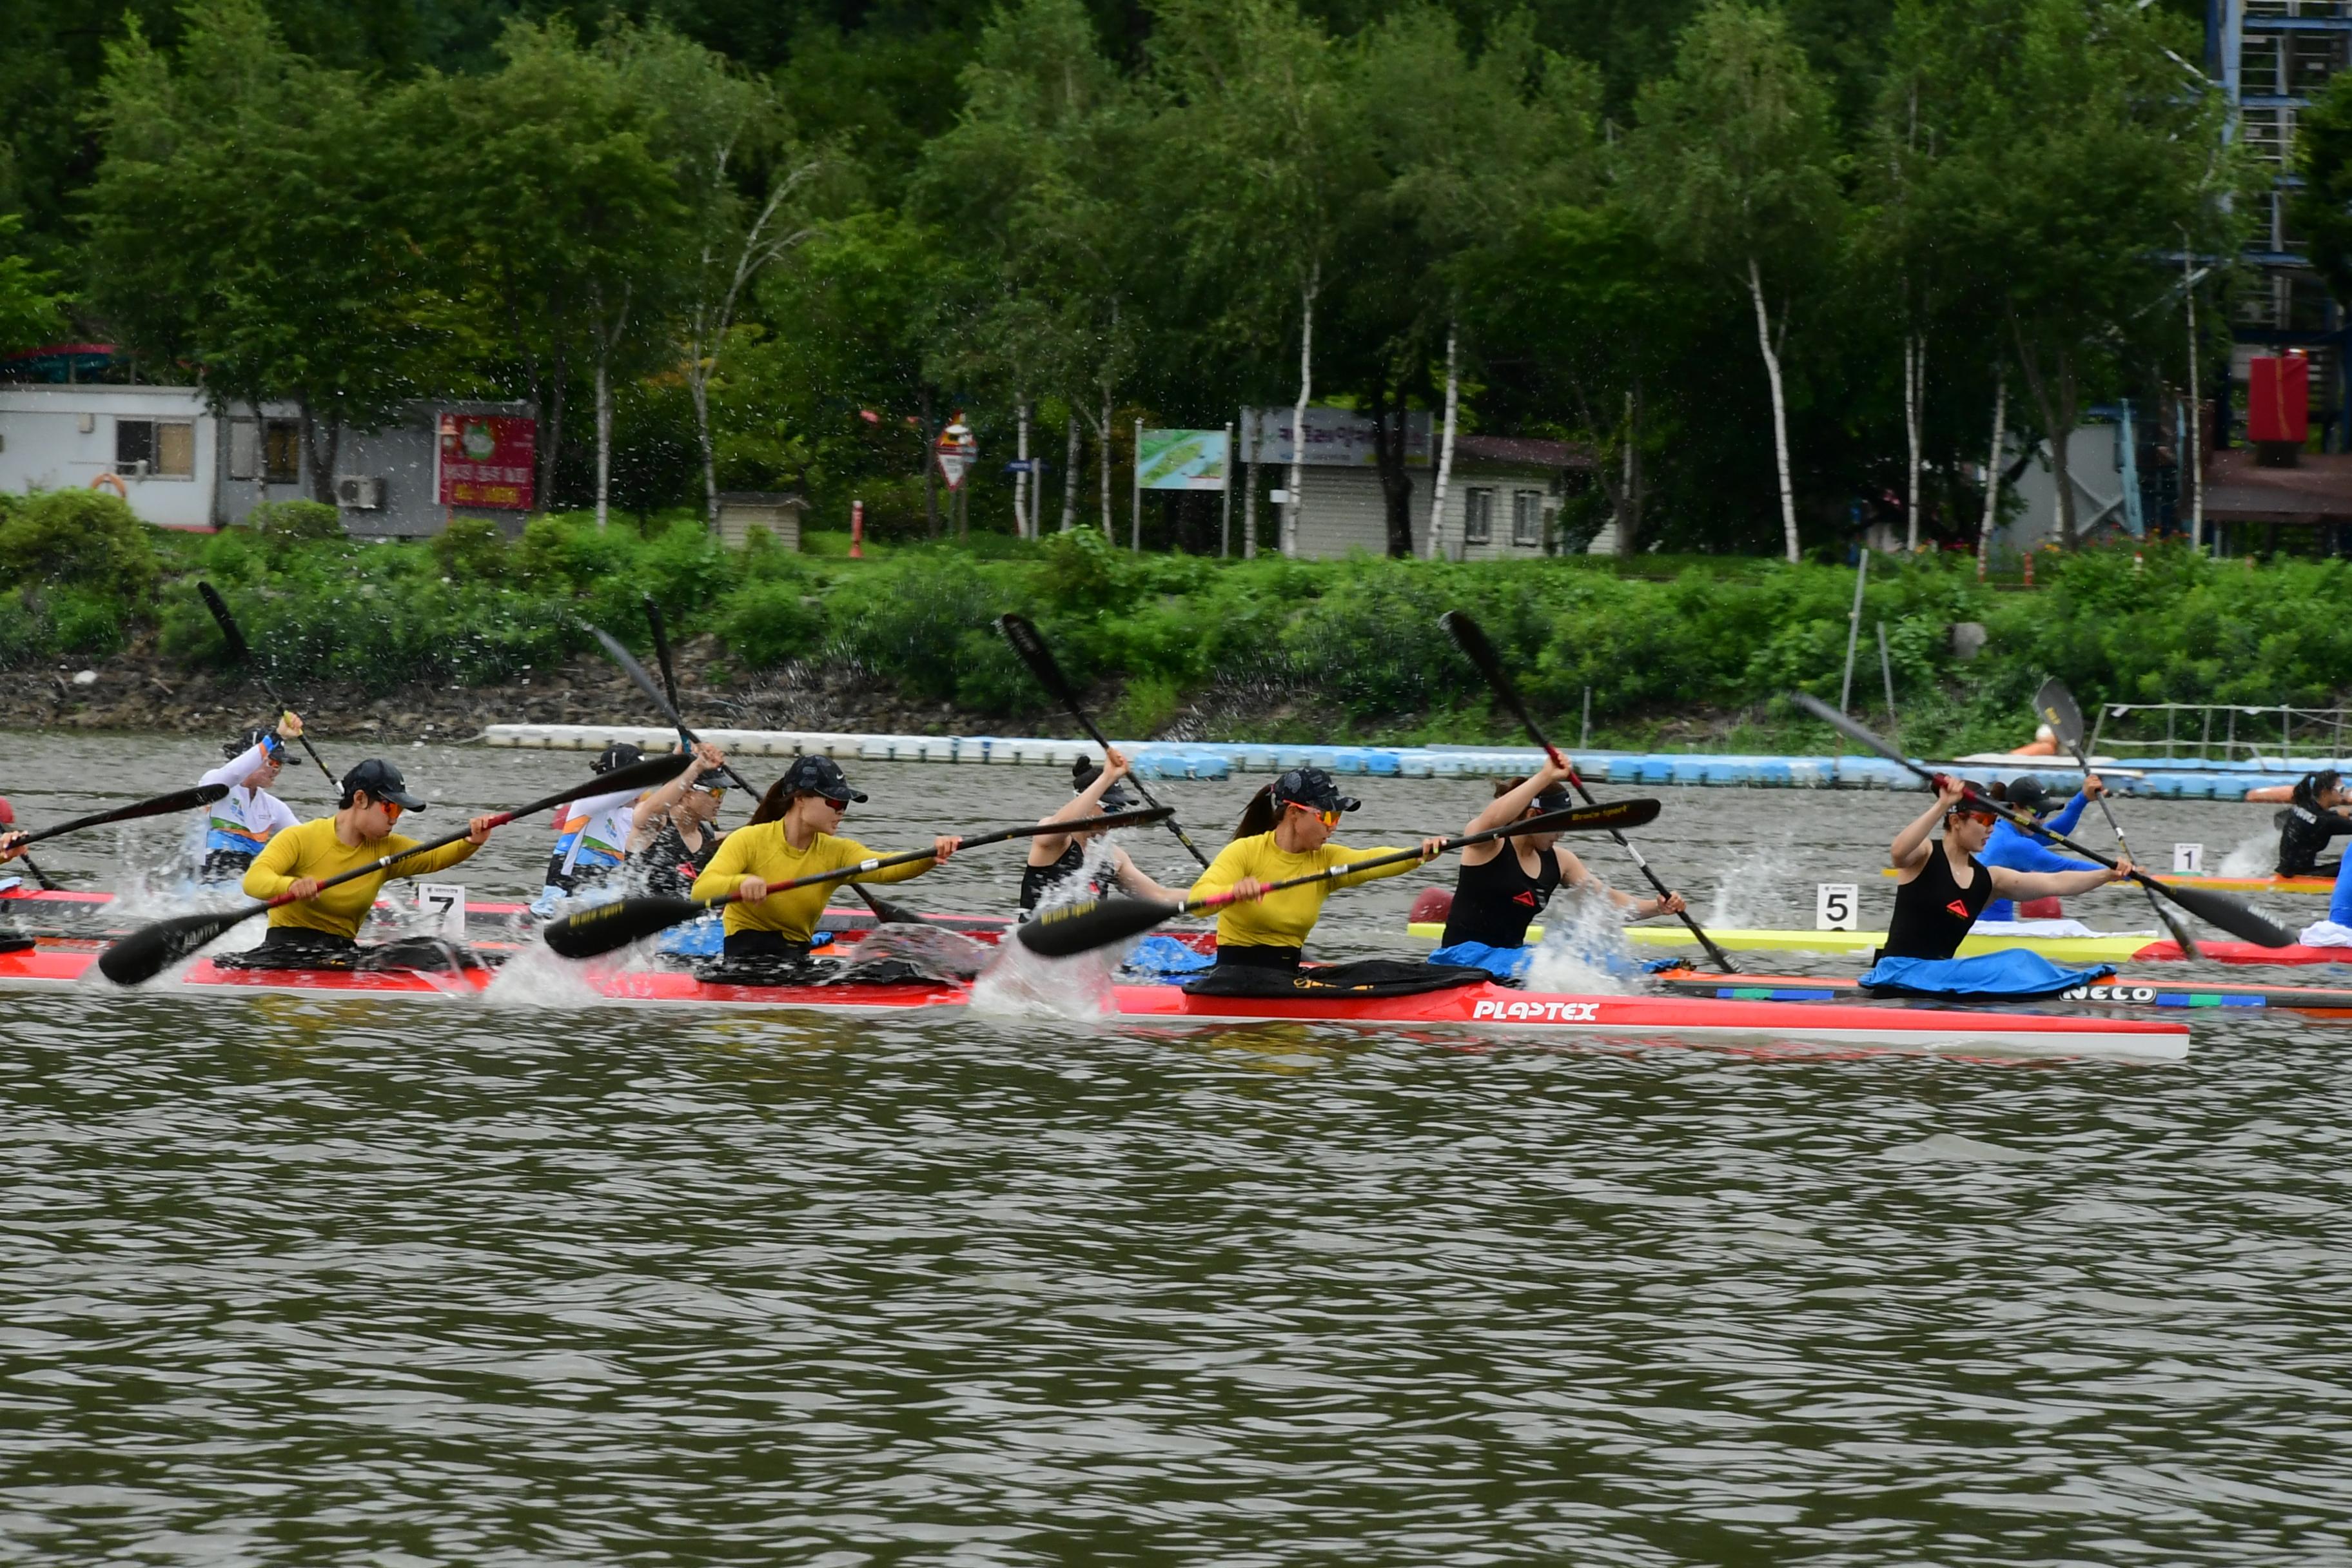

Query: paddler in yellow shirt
240 758 500 962
692 756 961 961
1191 767 1446 972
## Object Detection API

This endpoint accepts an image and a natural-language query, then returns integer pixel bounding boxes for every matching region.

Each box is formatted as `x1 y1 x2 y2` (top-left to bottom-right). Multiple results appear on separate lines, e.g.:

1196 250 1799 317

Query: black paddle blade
1014 894 1182 958
995 614 1079 707
198 582 250 663
1439 610 1540 726
28 784 228 846
644 597 683 705
2035 679 2089 754
586 623 683 728
1551 799 1660 834
1790 692 1920 774
2153 878 2297 948
851 883 928 926
543 753 698 813
542 896 707 959
98 908 255 986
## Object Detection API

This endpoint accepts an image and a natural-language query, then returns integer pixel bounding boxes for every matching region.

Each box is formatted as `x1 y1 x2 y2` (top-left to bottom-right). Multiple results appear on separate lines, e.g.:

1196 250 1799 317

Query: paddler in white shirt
195 712 306 882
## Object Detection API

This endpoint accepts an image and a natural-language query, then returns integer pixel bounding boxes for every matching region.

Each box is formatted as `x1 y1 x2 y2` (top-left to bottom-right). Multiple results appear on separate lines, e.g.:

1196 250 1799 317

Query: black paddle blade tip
1014 895 1175 959
543 897 703 959
97 913 237 986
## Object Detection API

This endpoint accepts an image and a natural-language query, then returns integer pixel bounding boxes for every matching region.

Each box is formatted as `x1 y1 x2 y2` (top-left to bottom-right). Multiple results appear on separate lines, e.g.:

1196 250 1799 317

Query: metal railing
2089 701 2352 765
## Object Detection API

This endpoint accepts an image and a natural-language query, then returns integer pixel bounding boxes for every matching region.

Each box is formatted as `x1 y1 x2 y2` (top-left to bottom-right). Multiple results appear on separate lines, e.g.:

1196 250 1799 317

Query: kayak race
10 0 2352 1559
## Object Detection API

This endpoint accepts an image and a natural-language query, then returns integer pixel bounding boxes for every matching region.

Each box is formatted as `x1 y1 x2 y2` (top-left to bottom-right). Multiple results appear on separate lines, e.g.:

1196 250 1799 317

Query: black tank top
1019 841 1114 914
1881 842 1993 961
642 821 720 900
1441 845 1566 948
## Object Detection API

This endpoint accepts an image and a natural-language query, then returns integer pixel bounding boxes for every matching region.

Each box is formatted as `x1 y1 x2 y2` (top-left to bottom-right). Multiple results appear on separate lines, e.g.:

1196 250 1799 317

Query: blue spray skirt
1858 950 2116 1001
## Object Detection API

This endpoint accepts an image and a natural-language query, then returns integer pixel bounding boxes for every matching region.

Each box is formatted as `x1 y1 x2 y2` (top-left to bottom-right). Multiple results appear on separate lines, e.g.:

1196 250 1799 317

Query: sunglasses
1287 802 1343 828
1951 808 1997 825
380 801 404 823
694 784 727 799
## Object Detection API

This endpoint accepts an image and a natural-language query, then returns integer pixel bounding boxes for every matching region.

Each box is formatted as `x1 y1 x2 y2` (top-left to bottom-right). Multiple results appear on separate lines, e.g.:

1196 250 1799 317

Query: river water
3 732 2349 1564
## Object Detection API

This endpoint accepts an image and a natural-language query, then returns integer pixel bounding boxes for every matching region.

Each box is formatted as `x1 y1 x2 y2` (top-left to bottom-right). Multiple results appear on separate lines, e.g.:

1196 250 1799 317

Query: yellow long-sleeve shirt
1188 832 1414 952
241 817 481 940
691 823 936 943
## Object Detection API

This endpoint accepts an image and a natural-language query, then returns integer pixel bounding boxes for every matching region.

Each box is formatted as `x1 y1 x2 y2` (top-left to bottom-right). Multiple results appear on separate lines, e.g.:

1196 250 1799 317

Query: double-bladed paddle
199 581 338 792
2035 678 2203 960
541 806 1176 959
1015 798 1663 959
98 754 696 986
1791 691 2294 948
1440 609 1738 973
1 784 231 894
995 613 1211 868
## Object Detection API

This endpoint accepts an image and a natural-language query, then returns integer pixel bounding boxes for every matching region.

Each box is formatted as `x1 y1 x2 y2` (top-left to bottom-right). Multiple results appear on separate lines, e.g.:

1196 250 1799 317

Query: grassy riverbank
5 489 2349 752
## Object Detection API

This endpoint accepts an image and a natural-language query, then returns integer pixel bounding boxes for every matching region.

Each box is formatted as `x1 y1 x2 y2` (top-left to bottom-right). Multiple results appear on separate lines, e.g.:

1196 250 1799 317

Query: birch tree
1156 0 1371 557
1627 0 1842 563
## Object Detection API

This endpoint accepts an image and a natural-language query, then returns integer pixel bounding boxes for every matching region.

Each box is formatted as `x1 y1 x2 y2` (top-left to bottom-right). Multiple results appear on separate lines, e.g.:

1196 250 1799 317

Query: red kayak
0 938 2188 1060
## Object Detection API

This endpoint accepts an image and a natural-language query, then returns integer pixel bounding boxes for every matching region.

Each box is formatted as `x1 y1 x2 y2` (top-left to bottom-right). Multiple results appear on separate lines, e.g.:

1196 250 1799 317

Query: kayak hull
0 940 2188 1060
1652 968 2352 1019
1404 921 2352 967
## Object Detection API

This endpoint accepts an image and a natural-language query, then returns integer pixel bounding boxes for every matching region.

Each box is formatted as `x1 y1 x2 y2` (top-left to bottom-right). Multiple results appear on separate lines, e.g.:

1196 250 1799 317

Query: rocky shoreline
0 634 1351 749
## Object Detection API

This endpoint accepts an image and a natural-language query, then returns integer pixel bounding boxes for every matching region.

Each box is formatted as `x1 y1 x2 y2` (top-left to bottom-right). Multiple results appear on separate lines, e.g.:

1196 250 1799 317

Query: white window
1512 491 1544 547
117 418 195 479
1463 488 1494 545
228 417 302 484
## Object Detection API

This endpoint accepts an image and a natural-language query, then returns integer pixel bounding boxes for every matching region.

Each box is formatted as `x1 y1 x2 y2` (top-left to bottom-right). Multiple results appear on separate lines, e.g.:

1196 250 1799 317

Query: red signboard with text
437 414 536 510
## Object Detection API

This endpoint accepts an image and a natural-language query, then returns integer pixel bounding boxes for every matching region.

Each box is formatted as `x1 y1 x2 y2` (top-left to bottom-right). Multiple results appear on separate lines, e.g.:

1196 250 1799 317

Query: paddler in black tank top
1884 776 2135 961
1426 760 1686 982
629 740 731 899
1018 748 1179 915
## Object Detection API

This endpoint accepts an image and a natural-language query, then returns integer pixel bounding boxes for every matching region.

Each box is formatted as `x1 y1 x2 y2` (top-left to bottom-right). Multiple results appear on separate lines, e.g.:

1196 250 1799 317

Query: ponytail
2293 770 2340 812
1234 785 1279 839
750 779 792 826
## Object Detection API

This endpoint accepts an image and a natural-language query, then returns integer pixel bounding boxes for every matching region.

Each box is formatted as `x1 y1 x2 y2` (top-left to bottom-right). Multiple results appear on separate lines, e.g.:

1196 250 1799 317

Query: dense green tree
84 0 448 502
1626 0 1844 564
0 214 68 352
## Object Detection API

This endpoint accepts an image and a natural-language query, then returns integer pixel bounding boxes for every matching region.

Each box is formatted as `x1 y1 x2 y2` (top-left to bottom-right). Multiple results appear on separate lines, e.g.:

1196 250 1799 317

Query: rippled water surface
5 733 2351 1563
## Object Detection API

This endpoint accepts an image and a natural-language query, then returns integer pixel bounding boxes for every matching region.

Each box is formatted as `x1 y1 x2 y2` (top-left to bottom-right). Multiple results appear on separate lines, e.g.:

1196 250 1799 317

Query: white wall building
1239 407 1587 558
0 383 534 537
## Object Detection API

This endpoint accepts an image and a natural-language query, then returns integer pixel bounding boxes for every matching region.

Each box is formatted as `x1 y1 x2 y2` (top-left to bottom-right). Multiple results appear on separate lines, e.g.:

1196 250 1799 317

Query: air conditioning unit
335 475 385 510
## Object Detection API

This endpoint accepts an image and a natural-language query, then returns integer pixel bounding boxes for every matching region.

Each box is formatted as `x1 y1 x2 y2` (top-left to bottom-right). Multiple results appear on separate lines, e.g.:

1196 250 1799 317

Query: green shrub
245 500 343 542
716 579 825 669
48 587 128 655
0 591 46 667
0 489 158 602
432 517 509 583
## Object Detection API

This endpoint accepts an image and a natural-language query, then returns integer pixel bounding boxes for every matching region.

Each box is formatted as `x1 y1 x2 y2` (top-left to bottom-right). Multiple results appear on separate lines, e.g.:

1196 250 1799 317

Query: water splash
1703 835 1803 928
483 938 611 1008
2218 828 2280 879
970 933 1119 1022
1521 890 1638 996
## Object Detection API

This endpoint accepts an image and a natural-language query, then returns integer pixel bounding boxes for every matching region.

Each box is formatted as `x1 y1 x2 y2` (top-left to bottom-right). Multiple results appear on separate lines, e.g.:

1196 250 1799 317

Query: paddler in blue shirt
1975 773 2105 921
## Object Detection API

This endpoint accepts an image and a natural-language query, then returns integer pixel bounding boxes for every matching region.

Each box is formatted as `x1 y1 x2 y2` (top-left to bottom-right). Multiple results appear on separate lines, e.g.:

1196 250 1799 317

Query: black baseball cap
340 758 426 810
1073 756 1136 813
2004 776 2050 814
593 742 645 775
780 754 867 803
1272 767 1359 815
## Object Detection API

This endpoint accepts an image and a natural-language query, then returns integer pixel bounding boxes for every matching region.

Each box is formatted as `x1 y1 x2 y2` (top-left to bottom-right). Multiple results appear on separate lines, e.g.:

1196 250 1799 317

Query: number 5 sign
1816 883 1859 931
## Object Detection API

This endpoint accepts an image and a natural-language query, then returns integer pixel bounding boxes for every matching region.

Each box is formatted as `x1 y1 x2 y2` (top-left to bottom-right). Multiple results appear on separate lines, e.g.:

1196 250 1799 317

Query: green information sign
1136 429 1230 491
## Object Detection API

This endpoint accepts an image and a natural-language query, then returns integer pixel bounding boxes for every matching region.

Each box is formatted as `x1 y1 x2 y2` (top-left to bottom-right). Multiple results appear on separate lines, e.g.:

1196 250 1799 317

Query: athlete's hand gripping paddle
199 581 338 792
1792 691 2293 947
1440 610 1736 972
541 807 1176 959
1015 798 1662 959
2035 678 2202 959
99 755 696 986
995 614 1210 868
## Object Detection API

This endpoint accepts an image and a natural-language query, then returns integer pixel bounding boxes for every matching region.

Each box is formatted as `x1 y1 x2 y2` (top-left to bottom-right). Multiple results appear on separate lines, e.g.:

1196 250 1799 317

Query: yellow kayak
1876 866 2331 897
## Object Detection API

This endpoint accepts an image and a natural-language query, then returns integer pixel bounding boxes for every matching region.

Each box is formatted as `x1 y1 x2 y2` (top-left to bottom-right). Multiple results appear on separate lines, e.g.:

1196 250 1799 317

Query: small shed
715 492 807 551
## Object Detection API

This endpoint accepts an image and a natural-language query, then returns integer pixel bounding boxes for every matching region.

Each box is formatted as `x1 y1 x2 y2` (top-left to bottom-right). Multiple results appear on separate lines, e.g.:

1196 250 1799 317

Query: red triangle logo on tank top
1513 890 1538 907
1946 899 1969 918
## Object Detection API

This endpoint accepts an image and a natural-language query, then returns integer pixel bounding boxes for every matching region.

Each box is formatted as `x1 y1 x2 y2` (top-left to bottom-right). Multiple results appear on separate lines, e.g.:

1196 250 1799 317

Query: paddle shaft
1441 611 1736 972
996 615 1210 868
10 785 229 850
593 622 765 800
2039 684 2198 957
688 808 1171 910
200 582 337 791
